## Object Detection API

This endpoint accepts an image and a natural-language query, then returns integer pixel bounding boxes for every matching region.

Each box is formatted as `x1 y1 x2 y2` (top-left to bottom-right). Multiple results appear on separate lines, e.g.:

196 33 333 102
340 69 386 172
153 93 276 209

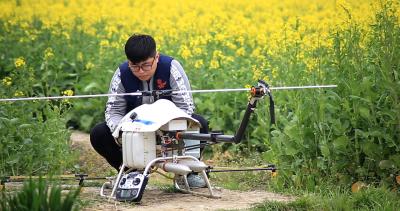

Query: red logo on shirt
157 79 167 89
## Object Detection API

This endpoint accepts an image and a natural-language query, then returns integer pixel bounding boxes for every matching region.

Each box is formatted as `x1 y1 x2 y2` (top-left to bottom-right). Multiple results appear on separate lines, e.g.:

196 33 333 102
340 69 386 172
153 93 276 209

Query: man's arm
105 68 127 133
169 60 195 115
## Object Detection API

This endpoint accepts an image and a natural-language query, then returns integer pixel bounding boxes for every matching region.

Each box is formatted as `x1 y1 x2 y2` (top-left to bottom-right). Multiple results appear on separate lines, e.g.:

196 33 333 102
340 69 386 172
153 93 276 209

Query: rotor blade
270 85 337 90
174 88 250 94
178 85 338 94
0 85 337 102
0 92 143 102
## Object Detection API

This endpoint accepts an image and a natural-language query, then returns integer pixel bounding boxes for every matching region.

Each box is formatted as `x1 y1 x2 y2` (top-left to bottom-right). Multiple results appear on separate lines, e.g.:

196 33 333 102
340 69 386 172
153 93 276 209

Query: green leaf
362 141 379 158
284 124 301 140
67 73 78 77
83 82 100 92
23 138 33 144
286 144 299 156
320 144 330 157
389 154 400 168
378 160 394 169
0 117 11 123
333 136 349 151
359 107 370 119
18 124 32 129
79 115 94 131
10 118 19 124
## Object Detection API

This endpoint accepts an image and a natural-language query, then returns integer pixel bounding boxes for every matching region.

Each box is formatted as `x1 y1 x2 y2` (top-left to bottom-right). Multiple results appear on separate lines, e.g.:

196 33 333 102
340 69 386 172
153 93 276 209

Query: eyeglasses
128 57 156 72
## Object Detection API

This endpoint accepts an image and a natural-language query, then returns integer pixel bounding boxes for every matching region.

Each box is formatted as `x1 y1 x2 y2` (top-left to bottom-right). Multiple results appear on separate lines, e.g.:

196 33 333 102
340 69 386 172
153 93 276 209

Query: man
90 34 207 187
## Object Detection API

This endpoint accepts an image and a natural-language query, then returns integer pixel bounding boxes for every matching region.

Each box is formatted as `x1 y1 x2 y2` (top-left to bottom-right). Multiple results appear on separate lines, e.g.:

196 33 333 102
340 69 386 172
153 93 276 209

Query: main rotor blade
175 88 249 94
270 85 337 90
0 92 143 102
0 85 337 102
178 85 338 94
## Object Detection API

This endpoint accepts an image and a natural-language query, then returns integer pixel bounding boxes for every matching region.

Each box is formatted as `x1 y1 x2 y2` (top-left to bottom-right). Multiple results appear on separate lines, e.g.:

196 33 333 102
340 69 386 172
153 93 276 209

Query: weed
0 177 81 211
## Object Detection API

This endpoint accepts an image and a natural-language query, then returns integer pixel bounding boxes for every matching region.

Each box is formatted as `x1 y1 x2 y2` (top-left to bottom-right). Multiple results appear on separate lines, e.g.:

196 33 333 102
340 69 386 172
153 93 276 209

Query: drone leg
109 164 125 199
182 175 190 191
200 170 214 197
171 156 220 198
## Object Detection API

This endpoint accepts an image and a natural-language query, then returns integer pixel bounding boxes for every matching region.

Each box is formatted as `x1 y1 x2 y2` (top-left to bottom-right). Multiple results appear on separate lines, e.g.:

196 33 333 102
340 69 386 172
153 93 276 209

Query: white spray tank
112 99 201 169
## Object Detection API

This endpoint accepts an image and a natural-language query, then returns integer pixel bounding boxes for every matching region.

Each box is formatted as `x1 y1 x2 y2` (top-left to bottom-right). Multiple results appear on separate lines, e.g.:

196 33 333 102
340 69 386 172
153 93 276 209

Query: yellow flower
236 36 245 46
14 91 24 97
252 65 263 81
62 89 74 96
193 47 202 55
194 59 203 69
100 40 110 47
222 56 234 65
271 68 278 79
225 41 237 50
210 60 219 69
215 34 225 42
2 77 12 86
62 32 70 40
212 50 223 59
111 41 121 48
77 52 83 61
305 58 318 73
236 47 245 57
44 47 54 60
263 75 270 83
106 25 117 38
85 62 95 70
179 46 192 60
14 57 26 68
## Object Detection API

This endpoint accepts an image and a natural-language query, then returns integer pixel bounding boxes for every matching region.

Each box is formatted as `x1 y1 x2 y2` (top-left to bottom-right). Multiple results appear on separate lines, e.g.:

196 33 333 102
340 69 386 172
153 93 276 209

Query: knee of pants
90 122 111 148
191 113 209 134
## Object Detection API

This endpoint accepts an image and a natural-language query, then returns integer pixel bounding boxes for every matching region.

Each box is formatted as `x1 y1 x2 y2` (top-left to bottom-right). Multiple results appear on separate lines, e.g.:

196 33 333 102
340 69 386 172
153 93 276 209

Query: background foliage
0 0 399 191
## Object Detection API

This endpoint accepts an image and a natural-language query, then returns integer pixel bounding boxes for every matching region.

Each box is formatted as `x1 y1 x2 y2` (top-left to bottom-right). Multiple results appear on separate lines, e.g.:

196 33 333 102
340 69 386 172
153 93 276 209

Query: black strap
267 91 275 124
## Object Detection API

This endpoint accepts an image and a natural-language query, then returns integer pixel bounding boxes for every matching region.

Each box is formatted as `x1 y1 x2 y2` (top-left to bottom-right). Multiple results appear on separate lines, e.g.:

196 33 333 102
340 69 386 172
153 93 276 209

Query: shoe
103 177 115 189
187 173 206 188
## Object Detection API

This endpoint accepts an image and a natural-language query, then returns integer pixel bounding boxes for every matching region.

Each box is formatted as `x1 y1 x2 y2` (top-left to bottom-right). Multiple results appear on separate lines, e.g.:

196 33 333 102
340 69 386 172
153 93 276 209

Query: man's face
128 53 159 81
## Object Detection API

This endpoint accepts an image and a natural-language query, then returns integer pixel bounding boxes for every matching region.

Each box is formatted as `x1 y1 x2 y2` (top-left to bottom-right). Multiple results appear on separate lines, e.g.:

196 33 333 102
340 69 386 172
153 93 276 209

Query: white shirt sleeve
105 68 127 133
169 60 195 115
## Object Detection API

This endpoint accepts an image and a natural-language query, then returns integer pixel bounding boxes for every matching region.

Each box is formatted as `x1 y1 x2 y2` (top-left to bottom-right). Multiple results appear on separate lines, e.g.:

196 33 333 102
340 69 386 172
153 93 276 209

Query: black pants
90 114 208 171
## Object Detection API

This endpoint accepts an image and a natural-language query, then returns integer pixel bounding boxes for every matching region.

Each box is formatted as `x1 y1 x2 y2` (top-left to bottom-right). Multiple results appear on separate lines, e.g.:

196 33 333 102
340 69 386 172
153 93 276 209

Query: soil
70 131 294 210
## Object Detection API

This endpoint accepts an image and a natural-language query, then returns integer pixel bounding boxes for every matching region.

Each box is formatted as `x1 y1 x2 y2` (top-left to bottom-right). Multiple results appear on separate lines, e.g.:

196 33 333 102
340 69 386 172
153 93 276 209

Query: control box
116 172 148 202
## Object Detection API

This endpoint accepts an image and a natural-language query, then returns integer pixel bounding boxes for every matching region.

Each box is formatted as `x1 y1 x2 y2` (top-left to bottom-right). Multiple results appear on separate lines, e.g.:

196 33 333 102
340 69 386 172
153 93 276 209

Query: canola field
0 0 399 189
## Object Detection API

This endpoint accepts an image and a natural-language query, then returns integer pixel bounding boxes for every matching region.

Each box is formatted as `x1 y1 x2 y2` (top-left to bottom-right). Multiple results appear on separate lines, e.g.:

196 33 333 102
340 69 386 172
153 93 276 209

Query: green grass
253 187 400 211
210 154 400 211
0 177 81 211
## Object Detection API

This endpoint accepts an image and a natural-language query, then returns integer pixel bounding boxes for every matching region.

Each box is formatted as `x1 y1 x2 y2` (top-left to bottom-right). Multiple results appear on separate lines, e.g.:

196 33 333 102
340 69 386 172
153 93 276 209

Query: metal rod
234 99 257 143
178 133 236 143
184 142 217 151
159 142 216 154
0 85 337 102
207 167 277 173
0 174 107 185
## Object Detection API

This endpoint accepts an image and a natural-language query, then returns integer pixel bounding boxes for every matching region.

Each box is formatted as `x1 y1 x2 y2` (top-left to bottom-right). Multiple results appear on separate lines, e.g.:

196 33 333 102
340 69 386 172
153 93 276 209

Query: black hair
124 34 157 63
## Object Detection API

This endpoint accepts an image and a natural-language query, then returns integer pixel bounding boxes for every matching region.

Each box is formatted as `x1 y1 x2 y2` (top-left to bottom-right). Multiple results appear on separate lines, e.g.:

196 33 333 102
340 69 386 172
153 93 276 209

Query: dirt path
79 186 292 211
70 131 294 210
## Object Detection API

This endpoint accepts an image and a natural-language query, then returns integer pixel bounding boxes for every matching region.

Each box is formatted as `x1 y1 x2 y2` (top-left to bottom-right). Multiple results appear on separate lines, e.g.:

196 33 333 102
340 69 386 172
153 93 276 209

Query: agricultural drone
0 80 336 202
